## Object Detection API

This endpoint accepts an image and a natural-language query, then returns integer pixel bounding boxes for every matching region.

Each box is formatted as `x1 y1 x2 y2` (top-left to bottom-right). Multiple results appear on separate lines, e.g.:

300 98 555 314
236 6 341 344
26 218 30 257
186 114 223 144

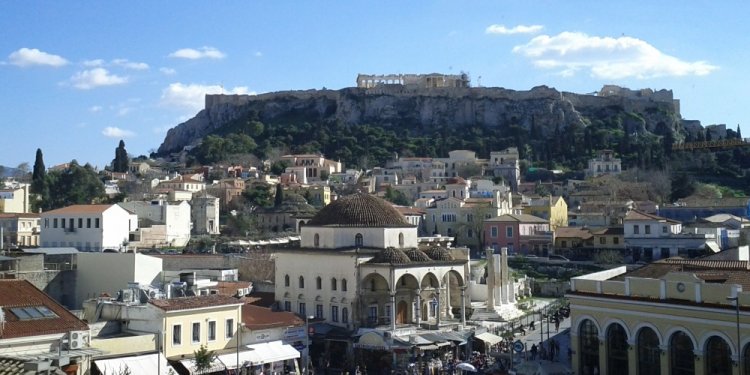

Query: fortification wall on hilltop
205 89 339 109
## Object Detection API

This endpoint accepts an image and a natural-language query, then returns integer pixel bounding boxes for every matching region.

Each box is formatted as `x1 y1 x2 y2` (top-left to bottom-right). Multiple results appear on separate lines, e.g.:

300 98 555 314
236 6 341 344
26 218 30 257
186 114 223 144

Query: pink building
483 213 552 255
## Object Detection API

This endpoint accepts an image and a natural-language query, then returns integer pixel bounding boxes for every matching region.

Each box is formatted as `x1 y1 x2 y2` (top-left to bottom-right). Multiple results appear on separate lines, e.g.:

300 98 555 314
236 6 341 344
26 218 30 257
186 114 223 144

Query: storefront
94 353 175 375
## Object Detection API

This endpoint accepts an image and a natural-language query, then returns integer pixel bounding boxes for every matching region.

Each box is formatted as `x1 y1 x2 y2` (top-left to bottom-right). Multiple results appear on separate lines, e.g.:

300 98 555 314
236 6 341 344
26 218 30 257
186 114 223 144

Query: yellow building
569 259 750 375
149 295 244 359
523 195 568 229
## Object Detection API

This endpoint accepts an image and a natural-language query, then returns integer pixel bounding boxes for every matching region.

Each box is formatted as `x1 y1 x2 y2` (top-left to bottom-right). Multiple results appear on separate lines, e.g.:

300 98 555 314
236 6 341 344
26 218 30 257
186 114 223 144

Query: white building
275 193 470 334
118 199 191 247
75 252 163 309
586 150 622 178
191 194 220 235
0 184 30 213
624 210 718 261
40 204 137 252
279 153 343 182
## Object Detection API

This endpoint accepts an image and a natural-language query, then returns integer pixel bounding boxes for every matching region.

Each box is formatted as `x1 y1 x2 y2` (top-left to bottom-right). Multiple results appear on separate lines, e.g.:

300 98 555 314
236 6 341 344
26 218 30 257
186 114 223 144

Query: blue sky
1 1 747 169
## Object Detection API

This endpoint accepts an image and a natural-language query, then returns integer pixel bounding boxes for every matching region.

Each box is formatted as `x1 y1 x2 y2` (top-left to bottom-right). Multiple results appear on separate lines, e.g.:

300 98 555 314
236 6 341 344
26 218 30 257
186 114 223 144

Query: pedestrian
550 342 555 362
530 344 538 360
554 318 560 332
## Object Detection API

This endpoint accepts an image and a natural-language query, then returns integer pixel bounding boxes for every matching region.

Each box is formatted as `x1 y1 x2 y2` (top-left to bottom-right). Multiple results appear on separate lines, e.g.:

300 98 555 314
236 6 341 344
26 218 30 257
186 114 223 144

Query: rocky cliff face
158 85 681 154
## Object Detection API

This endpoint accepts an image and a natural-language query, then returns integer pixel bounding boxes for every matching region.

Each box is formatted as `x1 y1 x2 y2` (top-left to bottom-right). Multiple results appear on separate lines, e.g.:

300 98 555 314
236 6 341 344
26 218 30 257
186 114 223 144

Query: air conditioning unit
69 331 88 349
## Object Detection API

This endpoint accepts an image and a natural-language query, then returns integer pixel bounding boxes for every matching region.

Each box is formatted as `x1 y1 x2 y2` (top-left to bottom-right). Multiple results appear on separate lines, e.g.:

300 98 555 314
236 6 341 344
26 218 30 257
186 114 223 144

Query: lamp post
236 322 245 374
304 315 314 375
728 296 741 371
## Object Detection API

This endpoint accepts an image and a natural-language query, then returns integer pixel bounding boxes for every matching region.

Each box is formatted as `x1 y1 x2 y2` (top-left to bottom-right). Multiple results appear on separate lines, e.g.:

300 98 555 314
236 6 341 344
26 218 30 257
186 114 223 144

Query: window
226 318 235 338
208 321 216 341
299 276 305 288
95 218 100 228
355 233 363 247
398 233 404 247
600 237 606 245
341 279 347 292
69 218 74 229
299 302 306 316
441 214 457 222
467 214 474 222
491 226 498 238
192 322 200 343
613 237 620 244
316 304 324 319
78 218 83 228
314 233 320 247
61 218 65 228
331 306 339 322
284 301 292 311
331 278 337 291
561 240 567 248
173 324 182 345
284 274 290 287
368 306 378 324
645 225 651 235
44 218 49 228
467 229 473 238
342 307 349 324
86 218 91 228
506 226 513 238
662 226 668 233
52 219 58 228
633 225 639 234
316 277 322 290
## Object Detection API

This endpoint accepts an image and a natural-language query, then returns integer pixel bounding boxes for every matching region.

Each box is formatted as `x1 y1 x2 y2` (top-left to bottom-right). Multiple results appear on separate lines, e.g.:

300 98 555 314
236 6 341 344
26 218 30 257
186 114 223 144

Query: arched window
299 276 305 289
331 278 337 291
284 274 290 287
670 331 695 375
342 279 348 292
637 327 661 375
316 276 322 290
705 336 731 375
398 233 404 247
355 233 363 247
342 307 349 324
606 324 629 375
314 233 320 248
579 319 600 375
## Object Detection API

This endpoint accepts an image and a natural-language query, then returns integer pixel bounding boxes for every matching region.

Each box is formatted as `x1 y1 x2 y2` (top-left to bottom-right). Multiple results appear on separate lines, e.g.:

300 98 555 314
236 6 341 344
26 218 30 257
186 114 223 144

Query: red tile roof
555 227 593 240
43 204 113 215
0 213 40 219
241 304 303 330
0 280 88 339
624 210 680 224
149 295 242 311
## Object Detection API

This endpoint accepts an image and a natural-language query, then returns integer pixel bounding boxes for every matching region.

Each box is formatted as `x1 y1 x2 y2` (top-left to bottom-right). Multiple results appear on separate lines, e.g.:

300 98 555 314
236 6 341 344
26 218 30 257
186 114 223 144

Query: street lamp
304 315 315 375
728 296 741 371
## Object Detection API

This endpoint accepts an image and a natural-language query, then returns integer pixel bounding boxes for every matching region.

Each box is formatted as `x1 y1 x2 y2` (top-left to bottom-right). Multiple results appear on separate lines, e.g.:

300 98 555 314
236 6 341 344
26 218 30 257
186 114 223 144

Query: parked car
548 255 570 262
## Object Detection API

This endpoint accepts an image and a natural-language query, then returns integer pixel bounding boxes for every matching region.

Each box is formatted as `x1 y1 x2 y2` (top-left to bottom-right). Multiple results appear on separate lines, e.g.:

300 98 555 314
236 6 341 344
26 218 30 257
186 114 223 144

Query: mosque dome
369 247 412 265
403 248 432 262
424 246 454 261
307 193 412 227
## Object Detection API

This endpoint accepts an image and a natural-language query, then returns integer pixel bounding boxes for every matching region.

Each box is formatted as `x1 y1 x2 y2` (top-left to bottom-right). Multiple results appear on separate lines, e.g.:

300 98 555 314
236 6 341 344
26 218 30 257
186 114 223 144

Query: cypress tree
274 183 284 207
113 140 129 172
737 124 743 140
31 148 46 194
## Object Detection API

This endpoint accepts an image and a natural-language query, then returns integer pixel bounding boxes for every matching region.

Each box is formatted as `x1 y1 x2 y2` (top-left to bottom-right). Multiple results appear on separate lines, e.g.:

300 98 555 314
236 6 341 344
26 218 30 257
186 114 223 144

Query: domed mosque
274 193 475 368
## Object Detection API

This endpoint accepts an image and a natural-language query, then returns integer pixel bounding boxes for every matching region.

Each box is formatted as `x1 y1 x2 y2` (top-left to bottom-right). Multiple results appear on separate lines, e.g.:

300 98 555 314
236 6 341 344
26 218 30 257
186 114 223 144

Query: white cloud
117 107 132 116
160 67 177 75
112 58 149 70
83 59 104 67
486 24 543 35
169 46 226 60
254 51 263 57
8 48 68 67
89 105 103 113
70 68 128 89
102 126 135 138
512 31 718 79
160 82 252 112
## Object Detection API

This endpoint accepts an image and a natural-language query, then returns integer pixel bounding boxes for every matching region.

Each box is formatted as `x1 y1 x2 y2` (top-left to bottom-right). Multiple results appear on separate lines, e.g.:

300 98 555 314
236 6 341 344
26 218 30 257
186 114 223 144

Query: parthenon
356 73 470 89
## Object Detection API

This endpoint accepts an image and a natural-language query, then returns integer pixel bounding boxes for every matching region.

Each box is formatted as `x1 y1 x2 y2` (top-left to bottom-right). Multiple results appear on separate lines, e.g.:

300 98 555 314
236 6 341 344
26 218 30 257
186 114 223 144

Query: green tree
193 344 216 373
113 140 129 173
43 161 105 210
31 149 48 209
383 186 410 206
274 183 284 207
243 183 273 209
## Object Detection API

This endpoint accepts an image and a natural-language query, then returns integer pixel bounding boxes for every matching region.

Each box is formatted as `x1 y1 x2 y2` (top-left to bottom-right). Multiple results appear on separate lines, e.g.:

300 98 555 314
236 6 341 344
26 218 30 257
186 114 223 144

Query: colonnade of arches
359 269 465 328
576 317 745 375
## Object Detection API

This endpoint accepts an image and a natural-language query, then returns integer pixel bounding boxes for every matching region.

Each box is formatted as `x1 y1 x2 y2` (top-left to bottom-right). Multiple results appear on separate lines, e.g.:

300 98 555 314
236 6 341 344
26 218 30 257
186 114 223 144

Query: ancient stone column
460 286 467 327
436 289 441 329
485 247 495 309
415 290 422 326
390 293 396 331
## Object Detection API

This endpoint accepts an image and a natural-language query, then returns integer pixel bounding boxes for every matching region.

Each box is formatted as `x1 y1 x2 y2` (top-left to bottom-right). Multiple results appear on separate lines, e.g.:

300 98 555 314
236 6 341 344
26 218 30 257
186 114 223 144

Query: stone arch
578 318 601 375
396 273 419 290
699 331 737 356
298 220 306 232
704 335 732 375
574 315 601 335
362 272 390 293
668 329 696 375
635 326 661 375
330 297 338 303
420 272 440 290
284 274 290 287
297 294 305 300
283 292 291 299
633 322 664 346
664 326 698 349
606 322 629 375
442 269 465 287
355 233 364 247
315 295 323 302
603 319 631 342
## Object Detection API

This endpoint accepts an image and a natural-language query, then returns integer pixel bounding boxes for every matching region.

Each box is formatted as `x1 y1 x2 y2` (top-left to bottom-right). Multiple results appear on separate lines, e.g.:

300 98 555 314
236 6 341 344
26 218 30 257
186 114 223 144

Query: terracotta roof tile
624 210 680 224
43 204 114 215
241 304 303 330
0 280 88 339
307 193 413 228
0 213 40 219
555 227 593 240
485 213 548 224
149 295 242 311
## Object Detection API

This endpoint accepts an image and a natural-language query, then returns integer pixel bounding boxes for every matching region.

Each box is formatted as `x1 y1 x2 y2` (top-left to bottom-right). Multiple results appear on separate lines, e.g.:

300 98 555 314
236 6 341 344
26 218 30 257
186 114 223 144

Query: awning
354 331 412 350
95 353 175 375
238 340 300 366
179 357 225 374
475 332 503 346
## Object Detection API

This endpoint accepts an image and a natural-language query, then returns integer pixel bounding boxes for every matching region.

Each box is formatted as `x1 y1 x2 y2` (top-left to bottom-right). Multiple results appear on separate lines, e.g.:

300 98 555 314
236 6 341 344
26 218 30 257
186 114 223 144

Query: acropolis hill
158 74 685 154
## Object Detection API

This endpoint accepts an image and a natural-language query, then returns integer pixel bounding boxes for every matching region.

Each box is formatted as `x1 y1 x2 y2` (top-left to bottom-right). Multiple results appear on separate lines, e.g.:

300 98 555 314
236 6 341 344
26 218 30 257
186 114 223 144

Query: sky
1 1 748 169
